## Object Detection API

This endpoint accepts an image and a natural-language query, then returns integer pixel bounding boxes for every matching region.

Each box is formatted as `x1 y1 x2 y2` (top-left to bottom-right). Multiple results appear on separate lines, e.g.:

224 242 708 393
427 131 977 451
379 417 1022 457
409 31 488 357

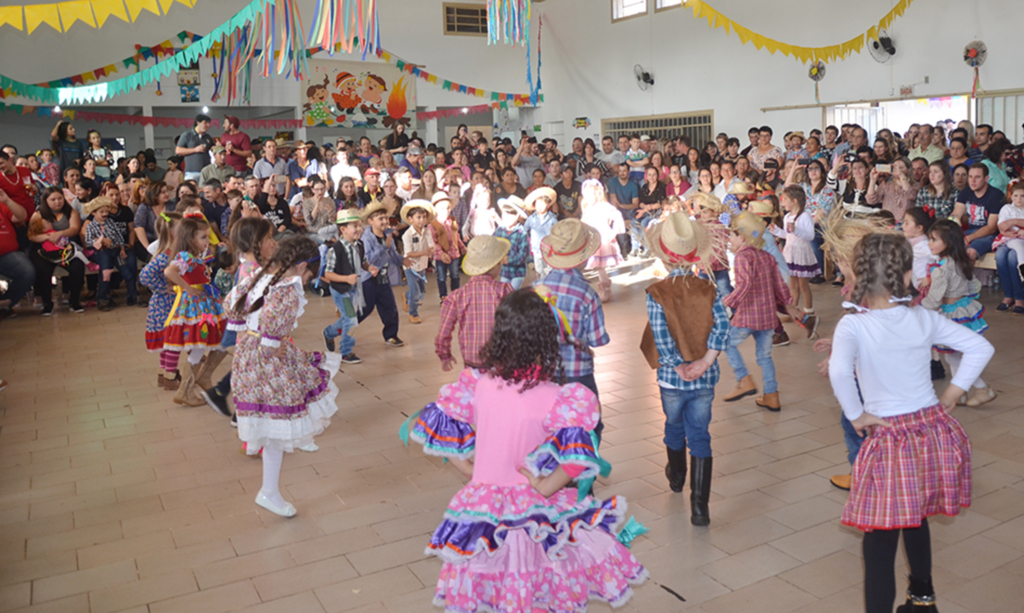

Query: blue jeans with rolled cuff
658 387 714 457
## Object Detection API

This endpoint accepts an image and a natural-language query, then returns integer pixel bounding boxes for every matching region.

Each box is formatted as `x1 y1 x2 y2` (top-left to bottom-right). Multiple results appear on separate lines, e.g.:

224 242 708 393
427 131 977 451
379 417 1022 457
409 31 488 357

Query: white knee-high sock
261 446 283 494
946 352 986 389
188 347 205 365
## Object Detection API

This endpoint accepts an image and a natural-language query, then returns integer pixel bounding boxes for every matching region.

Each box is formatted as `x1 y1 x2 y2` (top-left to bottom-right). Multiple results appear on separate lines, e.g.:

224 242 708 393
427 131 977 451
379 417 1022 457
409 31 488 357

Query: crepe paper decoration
685 0 917 64
0 6 24 30
307 0 380 59
487 0 530 47
525 13 541 105
124 0 160 21
93 0 130 28
24 3 61 34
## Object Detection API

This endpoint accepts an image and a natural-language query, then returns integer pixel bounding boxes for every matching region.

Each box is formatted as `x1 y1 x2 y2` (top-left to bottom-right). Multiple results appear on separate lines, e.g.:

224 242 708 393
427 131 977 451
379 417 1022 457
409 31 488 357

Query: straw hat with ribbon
646 212 716 271
748 199 776 217
540 219 601 270
728 181 755 196
361 200 389 220
400 199 436 225
336 208 362 225
462 235 511 276
524 186 556 213
730 211 767 249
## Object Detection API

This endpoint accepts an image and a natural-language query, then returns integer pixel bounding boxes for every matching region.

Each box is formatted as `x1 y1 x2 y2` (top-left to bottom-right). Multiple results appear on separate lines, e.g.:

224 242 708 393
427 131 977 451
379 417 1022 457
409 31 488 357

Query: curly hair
928 219 973 281
848 233 914 309
234 235 319 315
480 289 564 392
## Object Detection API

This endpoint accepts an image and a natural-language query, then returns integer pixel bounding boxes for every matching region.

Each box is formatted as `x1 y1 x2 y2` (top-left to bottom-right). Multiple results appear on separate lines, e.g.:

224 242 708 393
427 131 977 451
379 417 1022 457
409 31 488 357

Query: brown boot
195 351 227 391
755 392 781 412
174 362 207 406
830 474 852 490
158 373 165 389
163 370 181 391
723 375 757 402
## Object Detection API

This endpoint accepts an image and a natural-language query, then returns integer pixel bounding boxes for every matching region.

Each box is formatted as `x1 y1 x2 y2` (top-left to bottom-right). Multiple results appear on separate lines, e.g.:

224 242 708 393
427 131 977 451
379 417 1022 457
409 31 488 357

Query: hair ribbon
534 285 575 344
160 212 171 222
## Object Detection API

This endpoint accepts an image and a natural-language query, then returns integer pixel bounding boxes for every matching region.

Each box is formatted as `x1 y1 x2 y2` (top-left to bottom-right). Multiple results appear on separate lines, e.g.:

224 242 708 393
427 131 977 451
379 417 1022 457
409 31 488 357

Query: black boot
930 359 946 381
665 446 687 493
690 456 712 526
896 576 938 612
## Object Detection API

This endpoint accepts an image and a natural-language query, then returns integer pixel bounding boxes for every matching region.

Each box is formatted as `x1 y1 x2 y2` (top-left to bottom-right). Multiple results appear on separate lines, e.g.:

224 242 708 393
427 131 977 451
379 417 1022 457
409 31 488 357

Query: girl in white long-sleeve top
828 233 994 613
770 185 822 337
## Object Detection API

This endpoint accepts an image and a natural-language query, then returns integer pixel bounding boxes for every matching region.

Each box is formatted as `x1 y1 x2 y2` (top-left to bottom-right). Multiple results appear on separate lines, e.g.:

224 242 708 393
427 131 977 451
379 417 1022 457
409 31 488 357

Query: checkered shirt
723 245 792 330
542 268 610 378
435 275 514 366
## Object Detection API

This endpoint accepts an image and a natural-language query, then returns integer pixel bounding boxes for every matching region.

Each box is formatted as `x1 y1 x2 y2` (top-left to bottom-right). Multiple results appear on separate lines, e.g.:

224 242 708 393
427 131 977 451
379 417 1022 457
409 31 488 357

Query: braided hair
228 217 275 266
848 233 914 309
234 234 319 315
480 289 564 392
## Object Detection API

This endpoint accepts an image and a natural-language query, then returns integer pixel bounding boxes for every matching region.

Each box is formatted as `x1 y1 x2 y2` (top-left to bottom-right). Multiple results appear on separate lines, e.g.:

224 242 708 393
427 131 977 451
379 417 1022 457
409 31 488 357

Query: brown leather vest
640 275 717 368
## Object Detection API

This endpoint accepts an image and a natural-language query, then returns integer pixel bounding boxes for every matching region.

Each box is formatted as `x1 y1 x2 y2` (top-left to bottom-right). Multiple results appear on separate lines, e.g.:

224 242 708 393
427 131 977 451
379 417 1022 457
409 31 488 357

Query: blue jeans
713 269 733 298
965 229 996 257
436 257 461 299
405 268 427 317
725 327 777 394
0 250 35 306
996 246 1024 301
658 387 714 457
564 373 603 442
90 248 138 301
325 288 359 355
841 413 864 466
811 224 825 275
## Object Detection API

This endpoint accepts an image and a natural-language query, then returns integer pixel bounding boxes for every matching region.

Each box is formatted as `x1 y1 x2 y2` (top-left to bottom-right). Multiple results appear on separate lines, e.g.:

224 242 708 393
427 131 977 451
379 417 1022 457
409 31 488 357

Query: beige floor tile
933 534 1023 580
252 555 359 602
769 520 862 563
699 544 802 590
245 591 328 613
8 593 90 613
701 576 817 613
779 549 864 598
31 559 138 603
148 580 262 613
698 514 794 555
88 569 198 613
314 567 424 613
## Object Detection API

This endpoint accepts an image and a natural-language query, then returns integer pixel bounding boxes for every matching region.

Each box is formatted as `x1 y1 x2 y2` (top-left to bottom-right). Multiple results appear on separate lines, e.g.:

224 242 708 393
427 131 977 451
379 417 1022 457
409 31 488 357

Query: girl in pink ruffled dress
407 288 648 612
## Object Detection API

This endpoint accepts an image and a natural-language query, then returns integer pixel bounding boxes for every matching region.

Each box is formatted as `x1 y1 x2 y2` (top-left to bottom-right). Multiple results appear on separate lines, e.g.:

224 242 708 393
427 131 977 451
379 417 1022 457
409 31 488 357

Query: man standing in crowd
175 114 214 182
220 116 252 173
512 136 544 187
253 138 288 198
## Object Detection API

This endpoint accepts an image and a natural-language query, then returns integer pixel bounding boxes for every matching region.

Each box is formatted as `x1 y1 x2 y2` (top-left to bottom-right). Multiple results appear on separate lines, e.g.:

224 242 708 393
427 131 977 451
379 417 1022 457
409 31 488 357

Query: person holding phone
867 156 918 221
174 114 214 182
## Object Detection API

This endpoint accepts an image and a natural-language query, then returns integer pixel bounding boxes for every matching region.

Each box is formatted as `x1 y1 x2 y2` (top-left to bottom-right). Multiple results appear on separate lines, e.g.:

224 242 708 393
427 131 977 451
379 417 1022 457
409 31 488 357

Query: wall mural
301 59 416 129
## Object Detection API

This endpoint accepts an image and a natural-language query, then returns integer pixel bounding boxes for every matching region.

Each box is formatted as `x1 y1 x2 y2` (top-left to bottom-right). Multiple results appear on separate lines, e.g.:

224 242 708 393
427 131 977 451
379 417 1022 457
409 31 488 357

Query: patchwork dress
408 369 648 613
138 250 174 351
921 258 987 353
230 275 340 454
162 251 226 351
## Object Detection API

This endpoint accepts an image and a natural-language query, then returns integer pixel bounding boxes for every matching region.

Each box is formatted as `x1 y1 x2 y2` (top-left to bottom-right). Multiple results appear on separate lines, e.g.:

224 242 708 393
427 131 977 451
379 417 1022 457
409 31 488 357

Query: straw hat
790 131 806 142
362 200 389 220
728 181 754 195
691 192 726 215
273 137 289 148
430 191 453 207
336 208 361 225
749 200 776 217
84 196 114 217
400 199 436 225
646 212 714 270
498 195 526 218
730 211 767 249
540 219 600 270
462 235 511 276
524 186 556 213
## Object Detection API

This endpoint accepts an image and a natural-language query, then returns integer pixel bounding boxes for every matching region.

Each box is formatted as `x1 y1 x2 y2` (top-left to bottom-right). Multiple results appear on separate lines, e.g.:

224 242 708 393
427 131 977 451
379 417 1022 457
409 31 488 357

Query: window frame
442 2 488 37
601 110 715 150
655 0 684 13
611 0 648 23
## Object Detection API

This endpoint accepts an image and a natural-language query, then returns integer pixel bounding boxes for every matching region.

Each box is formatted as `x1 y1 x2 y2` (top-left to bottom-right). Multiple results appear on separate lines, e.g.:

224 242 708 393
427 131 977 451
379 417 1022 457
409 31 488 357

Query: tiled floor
2 265 1024 613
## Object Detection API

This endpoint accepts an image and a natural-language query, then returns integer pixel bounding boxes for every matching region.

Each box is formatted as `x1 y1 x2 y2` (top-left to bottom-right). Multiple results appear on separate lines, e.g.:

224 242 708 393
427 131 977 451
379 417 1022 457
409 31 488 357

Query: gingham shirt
915 187 959 220
543 268 610 378
494 225 529 279
435 275 513 366
647 268 730 390
723 245 792 331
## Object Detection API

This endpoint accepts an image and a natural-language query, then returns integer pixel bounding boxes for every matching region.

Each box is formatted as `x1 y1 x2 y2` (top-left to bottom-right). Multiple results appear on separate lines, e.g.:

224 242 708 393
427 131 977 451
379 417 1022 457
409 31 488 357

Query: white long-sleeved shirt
909 235 935 290
829 306 994 421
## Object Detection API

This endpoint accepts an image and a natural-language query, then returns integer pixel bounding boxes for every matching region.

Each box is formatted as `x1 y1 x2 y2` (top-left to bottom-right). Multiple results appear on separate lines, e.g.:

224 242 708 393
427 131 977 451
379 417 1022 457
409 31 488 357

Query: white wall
533 0 1024 139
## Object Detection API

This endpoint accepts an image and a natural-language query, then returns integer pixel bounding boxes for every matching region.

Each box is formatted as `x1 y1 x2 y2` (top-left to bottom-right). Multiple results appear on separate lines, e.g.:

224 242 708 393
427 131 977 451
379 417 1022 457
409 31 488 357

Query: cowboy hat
691 192 726 215
273 137 289 148
646 212 714 270
336 208 362 225
728 181 755 195
748 199 776 217
462 235 511 276
524 186 556 213
540 219 601 270
361 200 389 220
84 196 114 217
400 199 436 225
498 195 526 218
430 191 453 208
730 211 767 249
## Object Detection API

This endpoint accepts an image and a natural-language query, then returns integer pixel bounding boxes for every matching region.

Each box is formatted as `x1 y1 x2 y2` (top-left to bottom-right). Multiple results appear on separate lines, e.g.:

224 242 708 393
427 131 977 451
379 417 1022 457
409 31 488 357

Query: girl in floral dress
228 236 340 517
139 211 182 391
163 215 227 406
407 289 648 612
579 179 624 302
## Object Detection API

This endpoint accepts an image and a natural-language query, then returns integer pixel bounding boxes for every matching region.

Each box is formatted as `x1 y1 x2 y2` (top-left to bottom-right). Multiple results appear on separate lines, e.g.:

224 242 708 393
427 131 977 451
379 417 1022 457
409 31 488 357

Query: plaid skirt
841 404 971 532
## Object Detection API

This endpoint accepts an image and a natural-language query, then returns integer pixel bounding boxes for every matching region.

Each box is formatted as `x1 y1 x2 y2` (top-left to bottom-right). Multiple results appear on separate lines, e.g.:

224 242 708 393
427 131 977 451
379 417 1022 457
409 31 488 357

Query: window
602 110 714 149
612 0 647 22
443 3 487 36
656 0 684 10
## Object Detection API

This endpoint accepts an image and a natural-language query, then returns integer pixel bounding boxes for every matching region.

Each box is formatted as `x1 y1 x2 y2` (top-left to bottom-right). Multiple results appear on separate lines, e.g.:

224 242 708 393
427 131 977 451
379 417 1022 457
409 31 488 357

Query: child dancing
829 232 993 613
770 185 822 337
409 289 647 611
139 211 182 390
228 235 340 517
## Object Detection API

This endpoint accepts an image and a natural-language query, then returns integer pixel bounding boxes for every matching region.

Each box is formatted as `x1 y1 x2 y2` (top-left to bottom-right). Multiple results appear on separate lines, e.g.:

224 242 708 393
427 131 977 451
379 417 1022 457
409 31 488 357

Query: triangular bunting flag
24 4 61 34
125 0 161 22
174 0 195 7
0 6 23 31
58 0 96 30
157 0 176 14
93 0 129 27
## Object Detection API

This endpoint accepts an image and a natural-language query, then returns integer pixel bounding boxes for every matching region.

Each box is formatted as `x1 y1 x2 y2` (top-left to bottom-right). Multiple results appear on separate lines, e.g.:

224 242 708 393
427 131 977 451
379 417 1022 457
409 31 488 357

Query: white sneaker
298 442 319 452
255 491 296 517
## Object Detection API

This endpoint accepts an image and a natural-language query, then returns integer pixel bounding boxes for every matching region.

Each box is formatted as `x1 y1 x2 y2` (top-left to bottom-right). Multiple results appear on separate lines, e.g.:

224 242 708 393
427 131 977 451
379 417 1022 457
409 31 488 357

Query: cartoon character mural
332 72 361 114
382 77 411 130
304 75 335 126
358 73 387 123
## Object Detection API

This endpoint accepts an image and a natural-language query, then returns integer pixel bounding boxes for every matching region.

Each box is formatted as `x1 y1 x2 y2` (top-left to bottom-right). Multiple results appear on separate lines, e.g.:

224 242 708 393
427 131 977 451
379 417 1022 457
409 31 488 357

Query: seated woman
28 187 86 315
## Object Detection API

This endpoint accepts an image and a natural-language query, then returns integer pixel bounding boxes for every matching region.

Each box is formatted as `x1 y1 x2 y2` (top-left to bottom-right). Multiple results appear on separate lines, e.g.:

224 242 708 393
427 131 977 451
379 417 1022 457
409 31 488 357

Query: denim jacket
360 227 405 286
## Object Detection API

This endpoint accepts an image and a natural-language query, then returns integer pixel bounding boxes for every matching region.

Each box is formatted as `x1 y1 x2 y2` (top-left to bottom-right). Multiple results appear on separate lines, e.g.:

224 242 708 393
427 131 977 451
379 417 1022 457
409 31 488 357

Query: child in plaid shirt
722 212 792 411
83 196 138 311
494 197 529 289
429 192 466 303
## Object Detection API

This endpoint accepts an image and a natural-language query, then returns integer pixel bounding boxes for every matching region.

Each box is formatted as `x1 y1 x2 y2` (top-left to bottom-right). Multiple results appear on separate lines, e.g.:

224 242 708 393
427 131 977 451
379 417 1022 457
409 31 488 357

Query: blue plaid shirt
494 225 530 279
646 269 731 390
542 268 610 378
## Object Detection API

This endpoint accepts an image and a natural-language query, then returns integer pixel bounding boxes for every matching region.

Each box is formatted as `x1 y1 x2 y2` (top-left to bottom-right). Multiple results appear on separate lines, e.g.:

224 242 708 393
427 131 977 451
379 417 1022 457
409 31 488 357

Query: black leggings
863 518 931 613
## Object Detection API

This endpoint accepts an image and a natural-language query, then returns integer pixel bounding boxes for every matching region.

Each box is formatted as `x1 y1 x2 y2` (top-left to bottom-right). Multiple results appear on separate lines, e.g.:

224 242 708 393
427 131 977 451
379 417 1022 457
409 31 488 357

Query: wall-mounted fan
634 64 655 91
809 61 826 103
964 40 987 97
868 28 896 63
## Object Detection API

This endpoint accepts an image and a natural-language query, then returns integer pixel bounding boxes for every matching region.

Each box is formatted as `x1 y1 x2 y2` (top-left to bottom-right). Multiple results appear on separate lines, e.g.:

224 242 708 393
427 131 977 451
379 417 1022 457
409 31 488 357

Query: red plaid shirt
435 275 513 366
723 245 791 330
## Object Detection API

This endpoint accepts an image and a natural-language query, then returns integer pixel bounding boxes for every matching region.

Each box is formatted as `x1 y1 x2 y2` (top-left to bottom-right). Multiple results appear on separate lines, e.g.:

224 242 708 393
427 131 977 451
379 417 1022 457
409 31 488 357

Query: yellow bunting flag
0 6 24 30
24 3 61 34
174 0 194 6
93 0 129 27
59 0 96 30
125 0 160 21
157 0 175 13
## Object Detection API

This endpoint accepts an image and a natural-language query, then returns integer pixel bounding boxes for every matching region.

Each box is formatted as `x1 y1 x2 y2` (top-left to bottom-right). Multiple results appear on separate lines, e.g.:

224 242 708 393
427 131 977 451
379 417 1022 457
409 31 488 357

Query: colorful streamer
487 0 530 47
0 101 301 128
0 0 197 34
685 0 918 64
307 0 380 59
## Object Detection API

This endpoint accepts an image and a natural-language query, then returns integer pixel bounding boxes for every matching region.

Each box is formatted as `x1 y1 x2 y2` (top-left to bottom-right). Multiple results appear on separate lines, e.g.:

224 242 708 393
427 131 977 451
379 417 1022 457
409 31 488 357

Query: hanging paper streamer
255 0 309 80
524 14 541 106
307 0 380 59
685 0 917 64
487 0 530 47
972 67 981 99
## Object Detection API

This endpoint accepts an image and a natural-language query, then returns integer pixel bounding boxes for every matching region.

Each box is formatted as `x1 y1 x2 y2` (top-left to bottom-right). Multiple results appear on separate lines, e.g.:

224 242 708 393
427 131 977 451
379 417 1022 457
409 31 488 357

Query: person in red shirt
722 211 792 411
220 116 252 173
0 151 37 217
0 188 34 316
